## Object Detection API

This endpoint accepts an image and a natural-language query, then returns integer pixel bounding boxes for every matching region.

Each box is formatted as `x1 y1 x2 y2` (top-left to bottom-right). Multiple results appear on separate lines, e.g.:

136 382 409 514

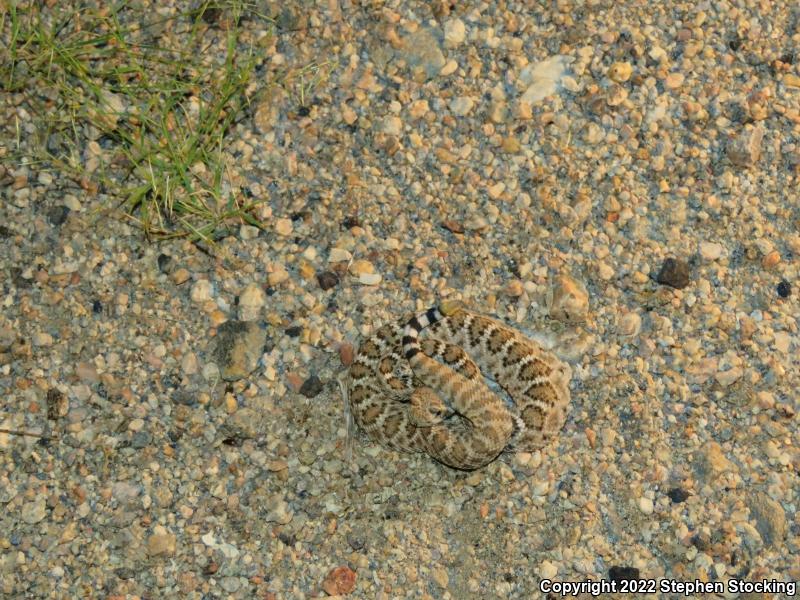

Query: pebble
656 258 690 289
539 560 558 579
147 527 177 556
776 280 791 298
617 312 641 337
21 498 46 524
274 218 293 236
322 566 356 596
699 241 723 261
399 28 445 80
449 97 474 116
726 125 764 167
299 375 324 398
213 320 267 381
639 496 654 515
190 279 213 303
748 492 787 547
238 283 265 321
443 18 466 47
265 496 293 525
339 343 354 367
608 62 632 83
358 272 382 286
548 275 589 322
316 270 339 291
520 55 572 104
328 248 352 262
694 442 736 477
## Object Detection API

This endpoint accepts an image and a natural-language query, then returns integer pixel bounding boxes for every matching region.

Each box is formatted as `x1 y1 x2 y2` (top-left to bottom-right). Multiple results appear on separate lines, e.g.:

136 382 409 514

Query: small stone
275 219 294 235
667 488 691 503
432 566 449 588
776 280 791 298
784 73 800 88
190 279 213 303
213 320 267 381
694 442 735 477
238 283 266 321
608 62 632 82
617 312 641 337
715 366 743 386
348 260 374 276
449 96 474 116
504 280 524 297
339 343 354 367
219 577 241 593
380 116 402 136
46 205 70 226
268 265 289 286
33 332 54 347
699 241 723 261
399 28 445 80
664 72 685 89
147 527 176 556
501 136 520 153
748 492 787 547
638 496 654 515
443 18 466 47
539 560 558 579
329 248 352 262
299 375 324 398
656 258 690 289
21 498 47 524
265 496 293 524
726 125 764 167
322 566 356 596
172 268 191 285
761 250 780 269
548 275 589 323
317 270 339 291
358 273 382 286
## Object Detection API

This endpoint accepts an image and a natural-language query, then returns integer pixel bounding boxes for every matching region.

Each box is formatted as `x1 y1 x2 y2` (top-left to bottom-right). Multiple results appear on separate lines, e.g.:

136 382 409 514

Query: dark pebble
656 258 690 289
92 300 103 314
608 566 640 581
285 325 302 337
46 205 70 226
342 216 361 228
667 487 691 503
316 270 339 291
157 253 173 273
298 106 310 117
347 534 365 551
0 225 12 238
172 390 197 406
299 375 324 398
777 280 791 298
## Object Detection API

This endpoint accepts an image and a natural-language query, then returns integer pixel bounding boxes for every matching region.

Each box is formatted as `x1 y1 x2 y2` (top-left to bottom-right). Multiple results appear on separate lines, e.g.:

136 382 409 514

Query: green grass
1 1 283 245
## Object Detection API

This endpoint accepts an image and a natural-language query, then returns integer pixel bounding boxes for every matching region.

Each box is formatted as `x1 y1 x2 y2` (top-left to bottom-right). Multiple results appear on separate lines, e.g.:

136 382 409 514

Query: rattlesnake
342 301 571 469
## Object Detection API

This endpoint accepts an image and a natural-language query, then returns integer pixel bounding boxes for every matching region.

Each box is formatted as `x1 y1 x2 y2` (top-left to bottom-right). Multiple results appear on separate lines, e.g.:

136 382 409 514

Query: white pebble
190 279 213 303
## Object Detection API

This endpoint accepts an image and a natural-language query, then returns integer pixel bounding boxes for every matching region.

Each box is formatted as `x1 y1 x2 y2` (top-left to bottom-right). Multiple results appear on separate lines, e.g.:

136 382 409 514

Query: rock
190 279 213 303
443 18 466 47
399 28 445 80
274 218 293 236
539 560 558 579
265 496 293 524
694 442 736 478
357 273 382 286
322 566 356 596
783 73 800 88
219 577 241 593
316 270 339 291
46 205 70 226
223 408 261 439
667 488 691 503
147 527 176 556
655 258 690 289
21 498 46 524
449 96 474 116
213 321 267 381
519 55 573 104
608 62 632 83
715 366 743 386
267 265 289 286
617 312 641 337
348 260 374 276
726 125 764 167
504 280 524 297
299 375 324 398
776 280 791 298
638 496 654 515
328 248 352 262
664 72 684 89
238 283 266 321
747 492 787 547
548 275 589 323
699 242 723 261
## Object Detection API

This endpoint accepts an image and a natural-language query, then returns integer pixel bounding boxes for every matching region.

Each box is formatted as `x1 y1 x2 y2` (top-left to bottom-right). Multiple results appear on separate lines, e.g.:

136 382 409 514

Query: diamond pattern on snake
342 301 571 470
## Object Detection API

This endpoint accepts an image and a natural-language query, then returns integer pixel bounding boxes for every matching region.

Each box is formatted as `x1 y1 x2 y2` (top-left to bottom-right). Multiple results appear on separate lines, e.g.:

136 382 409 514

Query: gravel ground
1 1 799 598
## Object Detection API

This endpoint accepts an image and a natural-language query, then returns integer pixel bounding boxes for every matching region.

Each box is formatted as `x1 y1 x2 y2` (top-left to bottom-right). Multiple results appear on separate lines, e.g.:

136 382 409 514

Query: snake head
409 387 452 427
